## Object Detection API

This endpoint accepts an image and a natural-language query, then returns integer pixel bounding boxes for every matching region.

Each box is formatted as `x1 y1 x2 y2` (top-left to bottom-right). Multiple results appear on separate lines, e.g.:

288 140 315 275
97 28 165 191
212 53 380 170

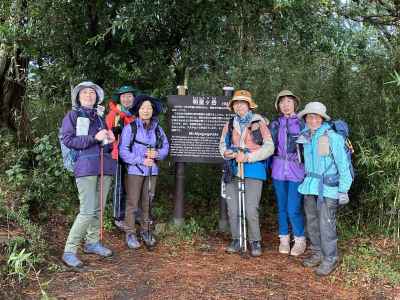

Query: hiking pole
113 141 120 220
145 146 156 251
100 145 104 241
238 152 247 256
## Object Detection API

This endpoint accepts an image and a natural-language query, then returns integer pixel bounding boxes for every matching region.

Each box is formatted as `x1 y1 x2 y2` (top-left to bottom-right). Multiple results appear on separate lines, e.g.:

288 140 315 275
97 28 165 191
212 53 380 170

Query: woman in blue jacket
297 102 352 276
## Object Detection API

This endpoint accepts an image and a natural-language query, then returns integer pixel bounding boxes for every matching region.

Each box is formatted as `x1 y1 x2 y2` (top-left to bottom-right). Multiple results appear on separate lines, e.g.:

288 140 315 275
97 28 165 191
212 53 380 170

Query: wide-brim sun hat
275 90 300 111
71 81 104 107
297 101 331 121
132 95 163 116
111 85 141 102
228 90 258 111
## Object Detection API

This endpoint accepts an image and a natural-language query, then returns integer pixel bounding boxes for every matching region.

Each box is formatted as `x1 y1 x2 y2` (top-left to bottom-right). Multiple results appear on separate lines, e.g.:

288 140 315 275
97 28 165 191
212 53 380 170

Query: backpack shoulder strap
129 121 138 151
225 117 235 148
299 118 306 130
249 119 261 127
269 117 279 145
155 124 164 149
228 116 234 132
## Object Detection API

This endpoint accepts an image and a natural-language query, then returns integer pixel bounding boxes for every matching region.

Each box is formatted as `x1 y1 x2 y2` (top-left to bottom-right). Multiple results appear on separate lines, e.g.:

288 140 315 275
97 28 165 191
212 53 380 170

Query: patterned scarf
235 111 253 133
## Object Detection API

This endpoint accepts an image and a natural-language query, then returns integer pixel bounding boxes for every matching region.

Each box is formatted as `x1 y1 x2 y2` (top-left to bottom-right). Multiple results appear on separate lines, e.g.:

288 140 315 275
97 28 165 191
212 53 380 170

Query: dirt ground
16 226 400 300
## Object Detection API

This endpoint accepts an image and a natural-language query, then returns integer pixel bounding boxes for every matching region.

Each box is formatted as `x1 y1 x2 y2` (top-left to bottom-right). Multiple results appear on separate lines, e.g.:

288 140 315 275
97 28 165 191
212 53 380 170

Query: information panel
168 95 234 163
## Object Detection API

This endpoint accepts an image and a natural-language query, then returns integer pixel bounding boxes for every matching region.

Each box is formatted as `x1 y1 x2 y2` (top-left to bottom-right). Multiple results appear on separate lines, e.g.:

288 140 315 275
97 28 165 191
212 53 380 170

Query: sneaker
315 260 338 276
279 235 290 254
126 233 141 249
303 252 322 268
62 252 83 268
141 231 156 247
225 239 240 253
290 236 306 256
83 242 113 257
250 241 262 257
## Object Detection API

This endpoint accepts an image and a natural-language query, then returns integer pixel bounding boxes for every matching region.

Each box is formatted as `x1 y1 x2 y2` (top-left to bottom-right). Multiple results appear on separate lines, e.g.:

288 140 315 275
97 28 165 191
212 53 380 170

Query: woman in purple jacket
119 95 169 249
61 81 116 268
269 90 306 256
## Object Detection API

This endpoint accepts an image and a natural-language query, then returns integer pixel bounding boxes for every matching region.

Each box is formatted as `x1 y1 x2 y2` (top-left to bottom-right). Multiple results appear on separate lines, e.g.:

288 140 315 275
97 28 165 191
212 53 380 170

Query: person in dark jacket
61 81 116 268
119 95 169 249
105 85 139 229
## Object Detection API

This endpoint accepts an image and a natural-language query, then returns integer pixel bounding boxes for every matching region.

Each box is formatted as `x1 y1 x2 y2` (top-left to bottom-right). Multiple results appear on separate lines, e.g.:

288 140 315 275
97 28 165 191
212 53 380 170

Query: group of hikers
60 81 169 269
60 81 353 277
220 89 353 276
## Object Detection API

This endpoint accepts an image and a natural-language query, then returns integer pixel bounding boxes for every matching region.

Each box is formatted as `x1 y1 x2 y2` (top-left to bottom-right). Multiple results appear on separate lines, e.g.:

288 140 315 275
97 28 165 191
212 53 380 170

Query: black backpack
226 116 264 147
128 121 164 151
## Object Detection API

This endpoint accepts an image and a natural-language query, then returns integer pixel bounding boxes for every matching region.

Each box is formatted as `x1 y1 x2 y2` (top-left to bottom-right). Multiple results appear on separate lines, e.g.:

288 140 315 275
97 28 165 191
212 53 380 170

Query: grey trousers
226 177 263 242
304 195 338 263
124 175 157 234
64 175 112 253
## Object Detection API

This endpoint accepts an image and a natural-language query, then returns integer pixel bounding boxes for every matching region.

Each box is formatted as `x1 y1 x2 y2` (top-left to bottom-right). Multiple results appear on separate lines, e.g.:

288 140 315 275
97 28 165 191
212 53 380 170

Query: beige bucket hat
297 101 331 121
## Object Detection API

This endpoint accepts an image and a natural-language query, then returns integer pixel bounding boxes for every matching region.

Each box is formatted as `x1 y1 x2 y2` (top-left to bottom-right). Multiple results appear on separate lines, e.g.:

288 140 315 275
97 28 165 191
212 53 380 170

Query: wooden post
173 85 187 225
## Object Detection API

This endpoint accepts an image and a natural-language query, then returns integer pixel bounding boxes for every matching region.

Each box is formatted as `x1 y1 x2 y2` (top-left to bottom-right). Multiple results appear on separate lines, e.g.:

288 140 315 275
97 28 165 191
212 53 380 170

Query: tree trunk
0 45 31 143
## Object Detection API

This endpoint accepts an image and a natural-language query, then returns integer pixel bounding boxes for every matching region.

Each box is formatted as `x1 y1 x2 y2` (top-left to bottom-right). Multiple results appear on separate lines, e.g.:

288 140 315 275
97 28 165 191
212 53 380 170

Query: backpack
59 109 104 173
304 119 355 203
269 117 305 163
59 130 77 172
324 119 355 179
128 121 164 151
126 120 164 174
222 116 269 183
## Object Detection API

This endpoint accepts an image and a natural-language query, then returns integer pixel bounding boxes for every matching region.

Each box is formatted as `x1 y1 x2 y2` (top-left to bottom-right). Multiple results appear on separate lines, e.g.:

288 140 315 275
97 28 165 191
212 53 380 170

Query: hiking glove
338 192 349 205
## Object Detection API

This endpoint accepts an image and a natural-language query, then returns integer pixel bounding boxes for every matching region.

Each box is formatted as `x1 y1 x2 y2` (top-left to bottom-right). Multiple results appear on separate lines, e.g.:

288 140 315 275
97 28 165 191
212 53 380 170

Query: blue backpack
58 110 87 172
324 119 355 179
302 119 355 202
59 109 105 173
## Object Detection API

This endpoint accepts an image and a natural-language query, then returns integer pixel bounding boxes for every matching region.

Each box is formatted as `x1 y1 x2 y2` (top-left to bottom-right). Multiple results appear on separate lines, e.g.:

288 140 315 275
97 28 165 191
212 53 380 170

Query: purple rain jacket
61 107 116 177
119 118 169 176
270 115 305 182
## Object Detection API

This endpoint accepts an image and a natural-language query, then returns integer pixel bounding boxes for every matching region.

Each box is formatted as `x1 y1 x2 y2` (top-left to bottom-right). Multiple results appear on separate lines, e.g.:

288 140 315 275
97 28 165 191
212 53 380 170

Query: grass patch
339 237 400 287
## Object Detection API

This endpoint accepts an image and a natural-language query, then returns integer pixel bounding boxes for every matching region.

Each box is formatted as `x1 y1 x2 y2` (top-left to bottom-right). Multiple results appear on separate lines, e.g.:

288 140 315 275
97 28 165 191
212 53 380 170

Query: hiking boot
290 236 306 256
62 252 83 268
141 231 156 247
303 252 322 268
225 239 240 253
279 235 290 254
83 242 113 257
126 233 141 249
315 260 338 276
250 241 262 257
